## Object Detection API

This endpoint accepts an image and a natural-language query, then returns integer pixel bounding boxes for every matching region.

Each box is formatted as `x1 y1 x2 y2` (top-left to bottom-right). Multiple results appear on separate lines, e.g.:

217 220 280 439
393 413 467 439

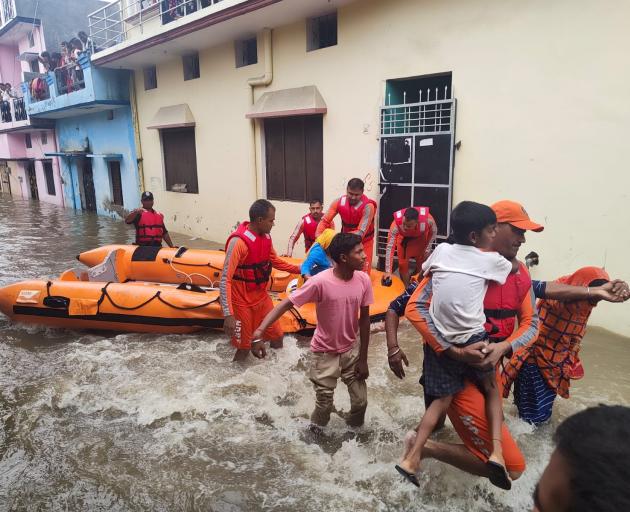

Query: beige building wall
133 0 630 336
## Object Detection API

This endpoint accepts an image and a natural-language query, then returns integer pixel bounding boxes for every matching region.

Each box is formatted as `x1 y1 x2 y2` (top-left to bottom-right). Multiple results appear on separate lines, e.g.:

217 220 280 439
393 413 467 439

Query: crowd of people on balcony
0 83 26 123
161 0 219 24
32 32 93 101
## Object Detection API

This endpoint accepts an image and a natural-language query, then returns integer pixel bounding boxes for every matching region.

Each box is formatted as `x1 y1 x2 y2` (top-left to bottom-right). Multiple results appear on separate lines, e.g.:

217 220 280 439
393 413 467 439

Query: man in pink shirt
252 233 374 427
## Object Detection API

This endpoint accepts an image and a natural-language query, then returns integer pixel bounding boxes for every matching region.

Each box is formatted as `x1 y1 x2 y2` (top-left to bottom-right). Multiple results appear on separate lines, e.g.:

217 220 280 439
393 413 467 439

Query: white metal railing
0 0 16 26
380 86 454 136
88 0 224 52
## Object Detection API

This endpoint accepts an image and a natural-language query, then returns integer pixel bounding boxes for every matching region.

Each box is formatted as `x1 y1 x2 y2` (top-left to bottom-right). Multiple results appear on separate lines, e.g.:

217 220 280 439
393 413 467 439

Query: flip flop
394 464 420 488
486 460 512 490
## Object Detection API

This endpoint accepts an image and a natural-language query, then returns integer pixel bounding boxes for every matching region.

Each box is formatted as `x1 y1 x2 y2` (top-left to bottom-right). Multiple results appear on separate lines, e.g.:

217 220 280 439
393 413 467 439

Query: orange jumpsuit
384 214 437 276
316 197 376 274
405 274 539 474
220 238 300 349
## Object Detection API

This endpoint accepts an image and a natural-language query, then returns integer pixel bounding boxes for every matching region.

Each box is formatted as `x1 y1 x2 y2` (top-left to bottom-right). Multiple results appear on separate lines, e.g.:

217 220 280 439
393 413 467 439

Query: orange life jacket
302 214 319 250
393 206 431 238
337 194 377 242
225 221 272 291
483 262 532 341
136 209 165 245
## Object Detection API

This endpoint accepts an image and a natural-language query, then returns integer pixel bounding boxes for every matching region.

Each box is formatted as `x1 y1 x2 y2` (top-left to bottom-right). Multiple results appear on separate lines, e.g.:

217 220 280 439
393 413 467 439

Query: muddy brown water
1 195 629 511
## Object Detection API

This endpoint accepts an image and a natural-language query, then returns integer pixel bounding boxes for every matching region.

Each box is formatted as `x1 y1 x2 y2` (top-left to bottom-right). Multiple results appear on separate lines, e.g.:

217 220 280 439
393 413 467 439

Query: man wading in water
220 200 300 361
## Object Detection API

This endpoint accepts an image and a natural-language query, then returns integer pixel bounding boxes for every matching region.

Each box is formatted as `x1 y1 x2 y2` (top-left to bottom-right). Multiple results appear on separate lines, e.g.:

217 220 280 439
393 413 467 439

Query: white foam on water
1 316 628 510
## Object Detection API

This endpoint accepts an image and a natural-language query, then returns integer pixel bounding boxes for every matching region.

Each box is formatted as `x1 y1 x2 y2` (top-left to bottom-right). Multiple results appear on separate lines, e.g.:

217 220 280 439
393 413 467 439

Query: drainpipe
247 28 273 198
51 129 65 208
129 72 145 200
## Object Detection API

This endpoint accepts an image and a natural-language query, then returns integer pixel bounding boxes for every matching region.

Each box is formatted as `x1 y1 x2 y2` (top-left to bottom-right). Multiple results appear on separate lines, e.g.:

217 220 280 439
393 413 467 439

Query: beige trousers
308 343 367 427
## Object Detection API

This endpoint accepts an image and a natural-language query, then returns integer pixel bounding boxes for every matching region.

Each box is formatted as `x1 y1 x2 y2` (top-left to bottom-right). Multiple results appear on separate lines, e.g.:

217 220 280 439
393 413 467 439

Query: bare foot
398 457 420 476
402 430 417 460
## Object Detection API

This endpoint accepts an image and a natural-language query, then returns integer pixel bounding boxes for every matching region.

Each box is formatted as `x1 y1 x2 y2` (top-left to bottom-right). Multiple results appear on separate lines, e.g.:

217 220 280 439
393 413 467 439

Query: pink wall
0 42 21 85
17 25 45 74
25 129 64 206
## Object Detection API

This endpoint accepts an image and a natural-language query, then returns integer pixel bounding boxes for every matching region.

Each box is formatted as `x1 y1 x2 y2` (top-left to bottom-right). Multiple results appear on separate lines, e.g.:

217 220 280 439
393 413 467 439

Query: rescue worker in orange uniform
125 191 174 247
396 200 543 486
316 178 377 274
283 199 325 257
220 199 301 361
383 206 437 287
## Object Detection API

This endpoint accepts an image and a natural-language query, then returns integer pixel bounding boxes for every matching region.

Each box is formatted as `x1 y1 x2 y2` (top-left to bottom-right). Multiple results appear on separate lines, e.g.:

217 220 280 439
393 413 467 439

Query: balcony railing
88 0 224 52
0 96 28 124
0 0 16 27
54 62 86 96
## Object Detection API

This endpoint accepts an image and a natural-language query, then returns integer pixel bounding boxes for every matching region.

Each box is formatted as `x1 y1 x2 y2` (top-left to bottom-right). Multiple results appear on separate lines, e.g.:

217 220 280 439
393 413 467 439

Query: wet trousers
308 343 367 427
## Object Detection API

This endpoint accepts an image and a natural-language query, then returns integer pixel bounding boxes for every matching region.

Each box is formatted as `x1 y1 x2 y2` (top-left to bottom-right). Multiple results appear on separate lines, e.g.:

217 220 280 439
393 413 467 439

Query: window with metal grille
43 160 55 196
235 37 257 68
25 133 32 148
40 131 47 145
307 12 337 52
143 66 157 90
29 59 38 73
264 115 323 202
161 127 199 194
109 160 123 205
183 53 200 81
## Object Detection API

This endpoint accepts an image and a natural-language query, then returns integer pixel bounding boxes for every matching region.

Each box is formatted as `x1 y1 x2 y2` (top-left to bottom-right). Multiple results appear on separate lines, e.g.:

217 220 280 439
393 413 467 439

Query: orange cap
491 200 544 232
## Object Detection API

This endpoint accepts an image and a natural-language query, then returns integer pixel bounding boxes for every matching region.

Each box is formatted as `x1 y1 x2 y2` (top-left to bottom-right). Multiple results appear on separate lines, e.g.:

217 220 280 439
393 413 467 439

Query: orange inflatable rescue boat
0 246 405 335
77 245 297 292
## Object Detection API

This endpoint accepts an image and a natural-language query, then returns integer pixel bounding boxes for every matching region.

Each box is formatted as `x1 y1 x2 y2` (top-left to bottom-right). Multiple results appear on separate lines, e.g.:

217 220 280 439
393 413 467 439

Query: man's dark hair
347 178 364 191
554 405 630 512
249 199 274 222
328 233 362 263
78 31 88 39
404 207 419 221
588 278 608 288
309 199 322 206
450 201 497 245
40 51 50 58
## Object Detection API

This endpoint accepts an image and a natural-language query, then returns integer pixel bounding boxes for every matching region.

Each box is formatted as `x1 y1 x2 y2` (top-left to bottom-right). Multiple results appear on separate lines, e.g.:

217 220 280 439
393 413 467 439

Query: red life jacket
483 262 532 341
337 194 377 241
393 206 430 238
225 221 272 291
136 209 165 245
302 214 319 250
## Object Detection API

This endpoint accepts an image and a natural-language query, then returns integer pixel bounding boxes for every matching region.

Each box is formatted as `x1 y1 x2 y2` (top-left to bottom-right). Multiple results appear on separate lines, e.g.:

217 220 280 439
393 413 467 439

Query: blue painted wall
57 107 140 217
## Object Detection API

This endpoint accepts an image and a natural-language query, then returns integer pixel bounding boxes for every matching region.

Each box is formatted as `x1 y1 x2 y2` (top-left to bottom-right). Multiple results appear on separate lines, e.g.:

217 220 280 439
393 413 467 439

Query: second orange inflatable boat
77 245 298 292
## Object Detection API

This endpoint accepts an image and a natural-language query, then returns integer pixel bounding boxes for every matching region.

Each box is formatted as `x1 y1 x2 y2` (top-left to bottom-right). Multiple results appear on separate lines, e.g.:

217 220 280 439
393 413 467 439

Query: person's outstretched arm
283 220 303 257
539 279 630 302
251 298 294 359
315 198 340 236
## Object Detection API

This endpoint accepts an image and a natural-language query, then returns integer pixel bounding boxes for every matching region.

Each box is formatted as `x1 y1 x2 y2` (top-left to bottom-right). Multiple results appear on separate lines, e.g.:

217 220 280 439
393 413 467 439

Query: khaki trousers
308 343 367 427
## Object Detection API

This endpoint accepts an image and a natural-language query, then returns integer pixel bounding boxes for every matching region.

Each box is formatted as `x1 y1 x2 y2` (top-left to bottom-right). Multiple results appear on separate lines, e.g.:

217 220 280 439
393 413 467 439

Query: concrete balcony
89 0 358 68
22 53 131 119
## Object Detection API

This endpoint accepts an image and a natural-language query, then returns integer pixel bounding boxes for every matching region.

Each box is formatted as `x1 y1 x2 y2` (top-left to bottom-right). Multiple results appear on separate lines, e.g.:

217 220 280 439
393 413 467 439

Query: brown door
82 160 97 211
27 161 39 200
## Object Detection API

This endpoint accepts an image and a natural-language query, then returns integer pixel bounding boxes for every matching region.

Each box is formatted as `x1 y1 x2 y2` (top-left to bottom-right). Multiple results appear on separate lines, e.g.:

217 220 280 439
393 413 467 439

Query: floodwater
1 195 629 511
